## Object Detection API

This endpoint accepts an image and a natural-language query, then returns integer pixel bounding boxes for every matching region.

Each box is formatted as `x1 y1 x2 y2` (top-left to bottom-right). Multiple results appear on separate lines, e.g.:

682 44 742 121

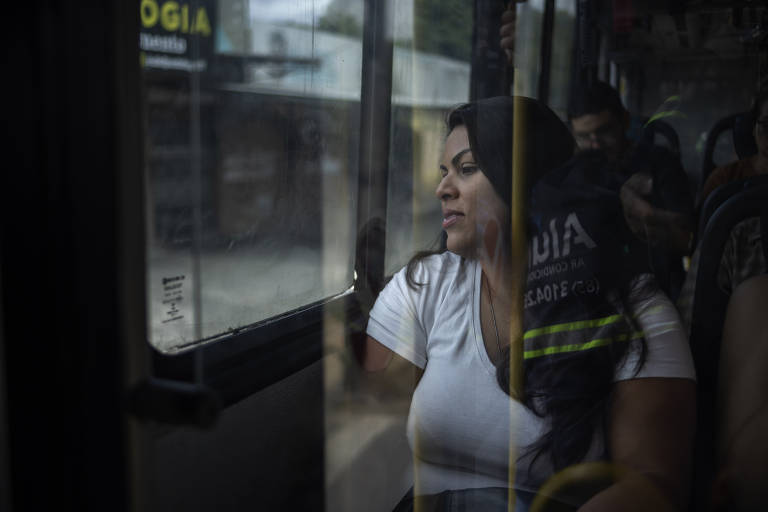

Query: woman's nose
435 173 457 200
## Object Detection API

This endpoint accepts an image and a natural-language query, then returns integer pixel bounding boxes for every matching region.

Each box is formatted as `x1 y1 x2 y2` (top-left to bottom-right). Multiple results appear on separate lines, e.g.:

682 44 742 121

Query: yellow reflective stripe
523 314 623 340
523 331 644 360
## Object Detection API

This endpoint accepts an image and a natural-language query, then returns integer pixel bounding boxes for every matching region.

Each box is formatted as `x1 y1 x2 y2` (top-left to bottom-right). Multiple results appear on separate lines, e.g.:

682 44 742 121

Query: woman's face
755 99 768 160
436 125 509 260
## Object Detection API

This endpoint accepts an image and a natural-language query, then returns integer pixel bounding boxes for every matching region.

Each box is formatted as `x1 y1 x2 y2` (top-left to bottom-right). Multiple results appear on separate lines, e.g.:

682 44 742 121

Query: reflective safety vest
524 152 650 359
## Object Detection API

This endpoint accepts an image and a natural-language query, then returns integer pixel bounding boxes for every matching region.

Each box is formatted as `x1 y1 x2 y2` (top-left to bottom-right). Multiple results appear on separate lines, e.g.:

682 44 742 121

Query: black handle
127 378 221 428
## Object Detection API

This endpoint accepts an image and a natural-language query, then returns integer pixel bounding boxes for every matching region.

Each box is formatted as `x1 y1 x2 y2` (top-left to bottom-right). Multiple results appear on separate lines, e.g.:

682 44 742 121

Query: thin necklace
484 272 503 361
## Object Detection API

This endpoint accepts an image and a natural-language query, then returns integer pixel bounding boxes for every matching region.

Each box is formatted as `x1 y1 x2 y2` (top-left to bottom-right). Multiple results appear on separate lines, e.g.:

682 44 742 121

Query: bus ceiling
592 1 766 58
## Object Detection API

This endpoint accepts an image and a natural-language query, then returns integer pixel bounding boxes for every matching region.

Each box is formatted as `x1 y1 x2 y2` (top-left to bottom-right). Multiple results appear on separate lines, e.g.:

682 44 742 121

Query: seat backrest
701 112 758 185
638 117 681 156
697 175 768 244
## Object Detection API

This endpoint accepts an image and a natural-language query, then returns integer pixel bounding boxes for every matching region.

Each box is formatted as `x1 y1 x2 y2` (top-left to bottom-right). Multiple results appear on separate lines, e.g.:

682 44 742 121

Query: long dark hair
408 96 650 472
406 96 574 287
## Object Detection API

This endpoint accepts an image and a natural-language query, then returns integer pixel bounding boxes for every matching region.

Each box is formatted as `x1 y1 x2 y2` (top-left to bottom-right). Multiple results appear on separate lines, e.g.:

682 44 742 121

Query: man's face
570 109 627 161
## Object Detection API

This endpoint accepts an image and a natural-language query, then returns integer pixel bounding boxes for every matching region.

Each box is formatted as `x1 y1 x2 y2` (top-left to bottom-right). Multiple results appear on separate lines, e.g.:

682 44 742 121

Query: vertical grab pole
509 96 527 402
506 93 529 512
501 0 528 400
501 3 529 509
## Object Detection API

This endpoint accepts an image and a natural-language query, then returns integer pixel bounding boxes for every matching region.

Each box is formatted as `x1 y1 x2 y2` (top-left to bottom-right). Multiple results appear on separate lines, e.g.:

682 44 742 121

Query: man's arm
620 172 693 256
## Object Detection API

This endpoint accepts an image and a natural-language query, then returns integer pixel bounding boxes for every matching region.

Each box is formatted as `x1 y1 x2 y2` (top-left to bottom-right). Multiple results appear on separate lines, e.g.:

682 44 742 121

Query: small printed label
161 274 186 324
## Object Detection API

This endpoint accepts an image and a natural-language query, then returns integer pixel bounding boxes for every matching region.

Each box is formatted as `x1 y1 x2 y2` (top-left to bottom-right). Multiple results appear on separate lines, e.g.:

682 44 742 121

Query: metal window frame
538 0 557 103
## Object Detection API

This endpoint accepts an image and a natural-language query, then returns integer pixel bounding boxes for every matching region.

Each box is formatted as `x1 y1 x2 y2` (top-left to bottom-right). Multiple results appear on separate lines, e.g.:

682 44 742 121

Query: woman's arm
579 377 696 511
361 335 395 372
359 335 424 392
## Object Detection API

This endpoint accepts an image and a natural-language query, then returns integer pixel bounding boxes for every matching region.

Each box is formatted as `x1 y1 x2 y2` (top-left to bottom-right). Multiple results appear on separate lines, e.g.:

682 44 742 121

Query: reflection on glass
549 0 576 119
512 0 545 98
384 0 472 275
144 0 361 351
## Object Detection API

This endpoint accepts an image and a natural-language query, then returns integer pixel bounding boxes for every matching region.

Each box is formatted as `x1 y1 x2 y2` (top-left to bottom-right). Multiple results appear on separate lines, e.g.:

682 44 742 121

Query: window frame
149 0 394 408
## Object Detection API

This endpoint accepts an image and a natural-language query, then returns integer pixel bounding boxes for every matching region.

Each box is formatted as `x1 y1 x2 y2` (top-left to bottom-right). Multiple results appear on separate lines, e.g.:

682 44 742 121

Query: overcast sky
249 0 335 22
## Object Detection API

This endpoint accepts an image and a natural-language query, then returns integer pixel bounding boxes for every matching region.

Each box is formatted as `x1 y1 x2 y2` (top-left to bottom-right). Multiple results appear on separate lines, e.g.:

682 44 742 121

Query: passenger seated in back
567 82 694 300
698 88 768 206
710 275 768 511
677 89 768 332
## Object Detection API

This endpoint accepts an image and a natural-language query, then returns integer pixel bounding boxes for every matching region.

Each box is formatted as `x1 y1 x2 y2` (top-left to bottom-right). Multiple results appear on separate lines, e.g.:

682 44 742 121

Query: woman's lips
442 213 463 228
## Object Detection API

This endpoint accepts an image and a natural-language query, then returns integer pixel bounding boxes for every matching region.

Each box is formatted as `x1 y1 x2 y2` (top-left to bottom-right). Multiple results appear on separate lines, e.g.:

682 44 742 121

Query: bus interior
3 0 767 510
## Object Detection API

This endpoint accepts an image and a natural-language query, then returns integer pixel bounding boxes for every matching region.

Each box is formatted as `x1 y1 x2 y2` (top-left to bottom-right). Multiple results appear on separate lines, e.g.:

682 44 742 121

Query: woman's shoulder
401 250 464 278
388 251 468 300
372 251 468 332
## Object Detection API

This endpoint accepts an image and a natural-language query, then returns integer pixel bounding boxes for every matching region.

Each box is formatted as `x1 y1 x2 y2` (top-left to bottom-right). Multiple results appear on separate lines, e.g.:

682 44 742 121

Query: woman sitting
361 96 696 511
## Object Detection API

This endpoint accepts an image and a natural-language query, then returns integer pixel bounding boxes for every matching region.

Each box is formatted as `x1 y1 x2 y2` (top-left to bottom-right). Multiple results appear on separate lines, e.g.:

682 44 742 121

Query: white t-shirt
366 252 695 496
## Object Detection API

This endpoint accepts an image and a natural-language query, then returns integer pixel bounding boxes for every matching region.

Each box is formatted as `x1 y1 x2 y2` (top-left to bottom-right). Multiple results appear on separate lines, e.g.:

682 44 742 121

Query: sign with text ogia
139 0 216 73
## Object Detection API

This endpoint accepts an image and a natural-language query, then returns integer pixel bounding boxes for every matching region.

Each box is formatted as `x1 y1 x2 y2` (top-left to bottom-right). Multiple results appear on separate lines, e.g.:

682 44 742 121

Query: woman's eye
461 165 477 175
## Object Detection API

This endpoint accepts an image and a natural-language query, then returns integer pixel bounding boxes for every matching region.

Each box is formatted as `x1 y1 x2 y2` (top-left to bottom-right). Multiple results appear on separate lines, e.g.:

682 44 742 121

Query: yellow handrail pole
504 2 528 509
506 94 529 512
509 96 527 402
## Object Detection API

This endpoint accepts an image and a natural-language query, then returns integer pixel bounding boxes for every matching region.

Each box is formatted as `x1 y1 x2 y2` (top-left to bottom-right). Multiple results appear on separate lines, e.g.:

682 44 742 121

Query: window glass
383 0 473 275
512 0 545 98
548 0 576 119
143 0 362 352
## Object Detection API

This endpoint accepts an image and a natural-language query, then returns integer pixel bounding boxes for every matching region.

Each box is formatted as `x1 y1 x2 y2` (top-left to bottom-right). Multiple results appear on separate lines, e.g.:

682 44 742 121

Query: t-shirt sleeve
615 284 696 382
366 264 429 369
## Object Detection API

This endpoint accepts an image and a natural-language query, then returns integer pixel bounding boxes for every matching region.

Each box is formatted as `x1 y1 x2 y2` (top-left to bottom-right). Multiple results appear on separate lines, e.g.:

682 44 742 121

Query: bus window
143 0 363 352
547 1 576 118
383 0 473 275
511 0 546 99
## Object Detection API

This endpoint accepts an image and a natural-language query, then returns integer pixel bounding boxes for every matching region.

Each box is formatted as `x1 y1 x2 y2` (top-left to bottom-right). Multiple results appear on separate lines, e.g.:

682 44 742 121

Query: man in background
567 81 694 298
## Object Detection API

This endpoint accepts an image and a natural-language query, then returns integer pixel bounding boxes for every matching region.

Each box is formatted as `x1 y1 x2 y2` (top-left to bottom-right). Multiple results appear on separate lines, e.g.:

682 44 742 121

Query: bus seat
688 182 768 510
701 112 758 186
696 175 768 247
638 117 681 156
